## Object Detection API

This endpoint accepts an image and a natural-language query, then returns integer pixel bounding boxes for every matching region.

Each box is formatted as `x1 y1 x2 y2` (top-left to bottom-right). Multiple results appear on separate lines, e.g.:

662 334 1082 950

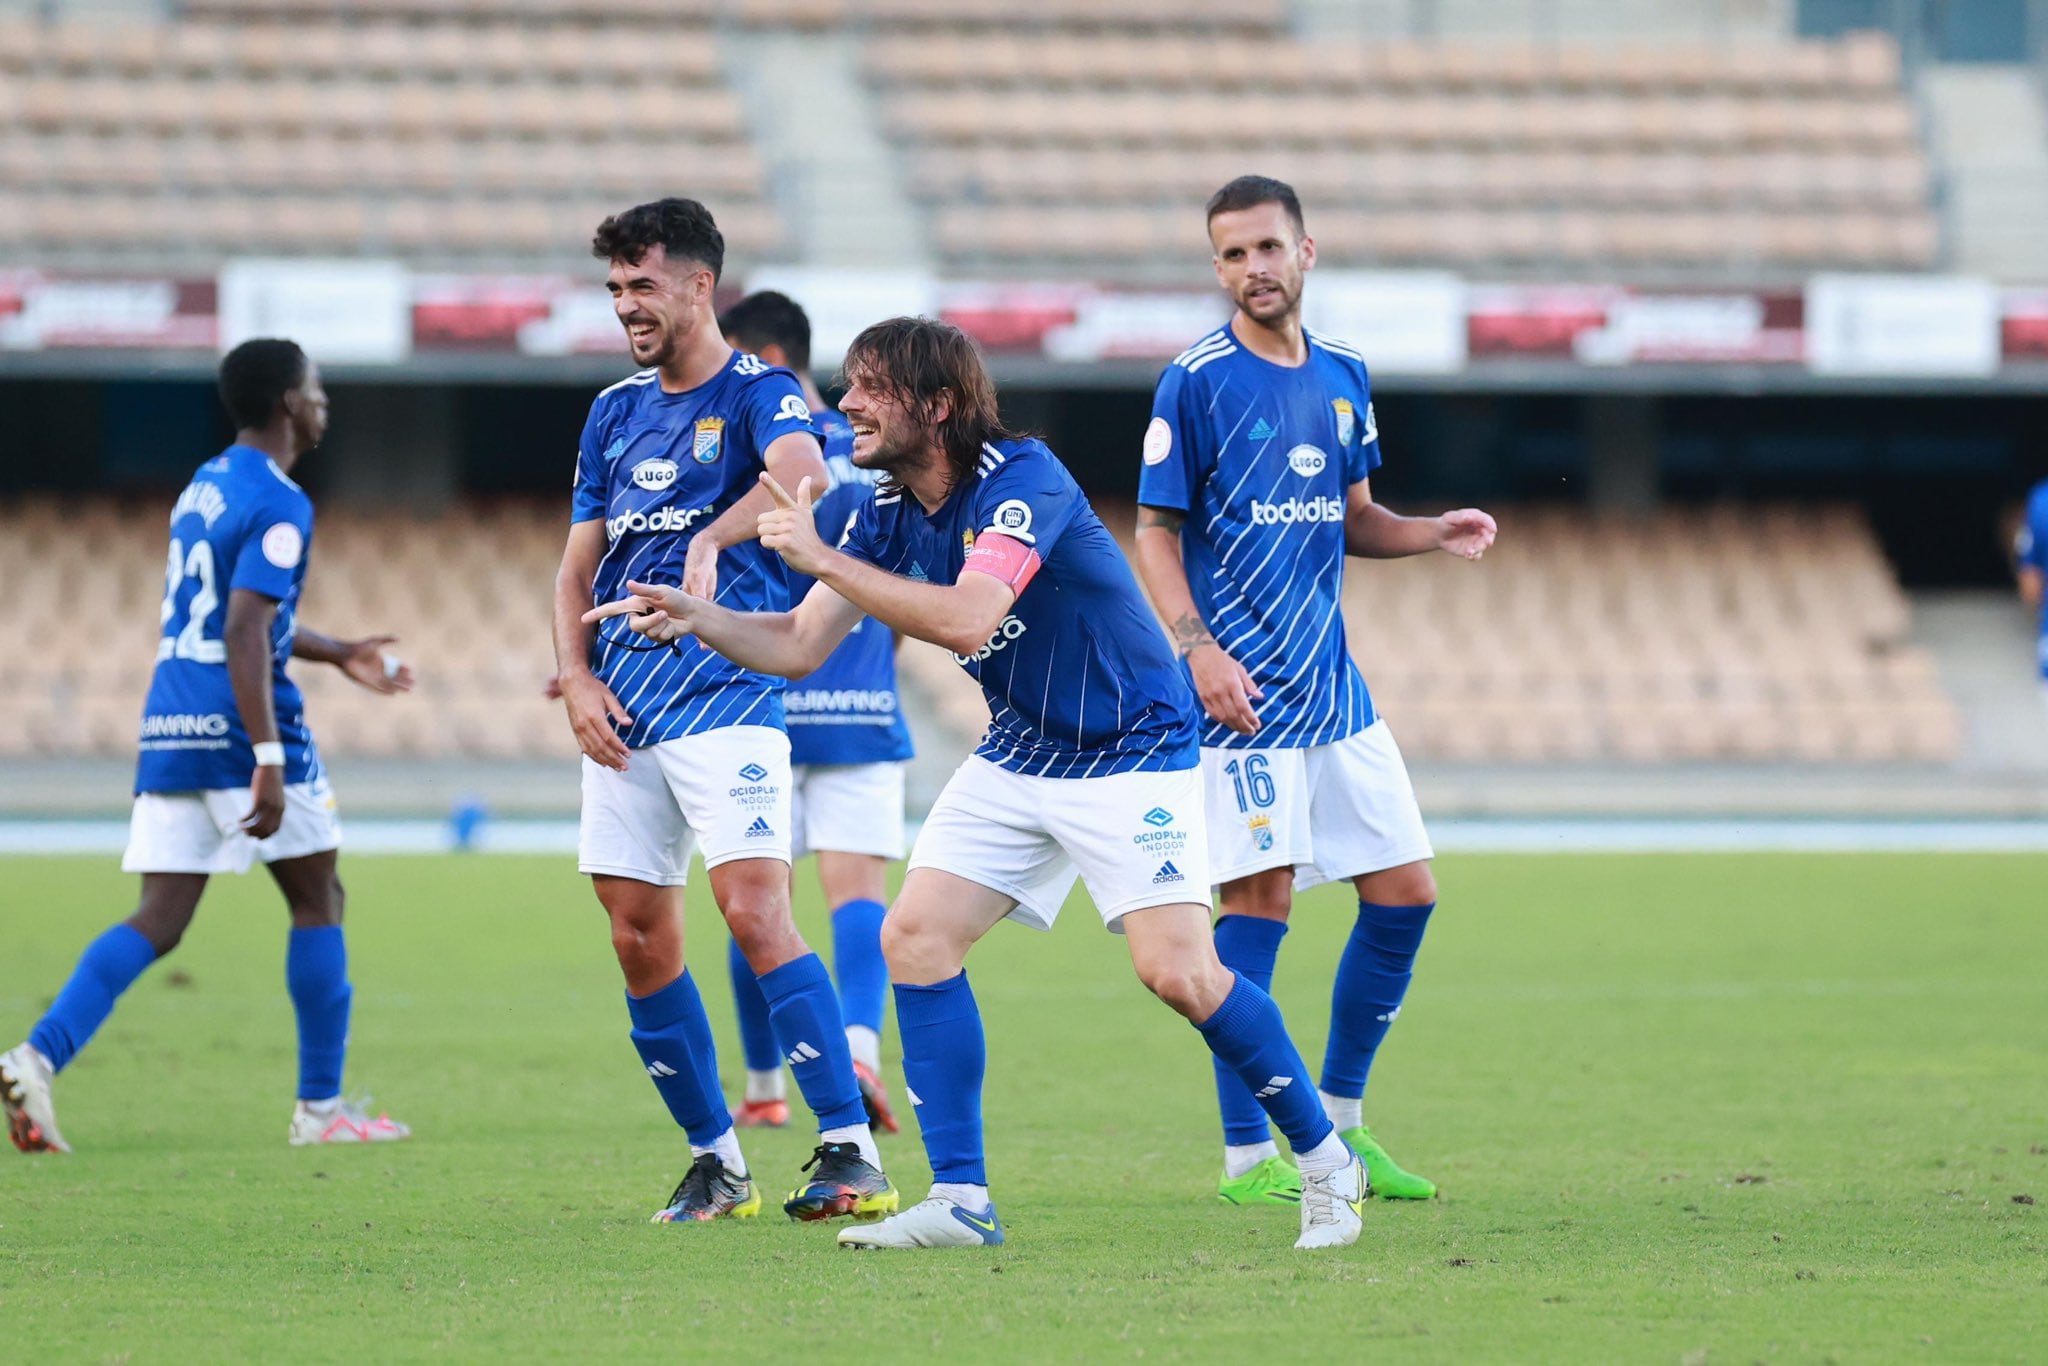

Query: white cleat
1 1044 70 1154
1296 1153 1366 1250
837 1195 1005 1249
288 1097 413 1146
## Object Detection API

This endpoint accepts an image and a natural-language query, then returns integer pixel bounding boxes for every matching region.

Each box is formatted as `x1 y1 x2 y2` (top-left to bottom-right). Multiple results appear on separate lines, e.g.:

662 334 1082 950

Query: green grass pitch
2 851 2043 1362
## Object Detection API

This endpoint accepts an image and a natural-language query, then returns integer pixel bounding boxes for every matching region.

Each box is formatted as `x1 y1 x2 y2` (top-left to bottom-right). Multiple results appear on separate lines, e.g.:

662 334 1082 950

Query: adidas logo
905 1084 923 1107
786 1041 821 1065
1377 1006 1403 1024
1152 860 1183 884
1254 1075 1294 1099
646 1061 679 1078
1247 418 1277 442
906 562 930 583
745 817 774 837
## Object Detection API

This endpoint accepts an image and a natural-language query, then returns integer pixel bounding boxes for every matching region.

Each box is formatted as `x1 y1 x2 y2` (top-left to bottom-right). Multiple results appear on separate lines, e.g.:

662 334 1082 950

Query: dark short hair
591 197 726 281
217 338 307 429
719 290 812 373
840 317 1016 492
1205 174 1306 238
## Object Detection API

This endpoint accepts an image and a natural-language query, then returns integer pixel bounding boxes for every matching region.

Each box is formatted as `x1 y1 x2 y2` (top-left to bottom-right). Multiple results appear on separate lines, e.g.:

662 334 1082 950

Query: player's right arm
223 587 286 838
553 518 634 771
1132 362 1262 735
584 577 864 679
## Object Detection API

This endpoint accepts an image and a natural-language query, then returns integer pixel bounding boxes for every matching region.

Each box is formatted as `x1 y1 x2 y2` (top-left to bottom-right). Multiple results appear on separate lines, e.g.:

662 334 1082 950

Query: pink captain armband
960 532 1042 594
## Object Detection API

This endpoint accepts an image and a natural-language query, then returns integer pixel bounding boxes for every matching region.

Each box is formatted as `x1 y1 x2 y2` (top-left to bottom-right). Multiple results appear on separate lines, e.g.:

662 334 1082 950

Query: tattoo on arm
1170 611 1215 656
1136 506 1184 533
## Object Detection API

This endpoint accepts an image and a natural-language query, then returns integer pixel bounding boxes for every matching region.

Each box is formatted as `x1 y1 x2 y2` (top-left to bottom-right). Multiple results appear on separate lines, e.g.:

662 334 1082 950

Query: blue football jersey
784 411 914 766
573 352 819 747
840 438 1198 778
2019 478 2048 679
1138 324 1382 750
136 444 323 793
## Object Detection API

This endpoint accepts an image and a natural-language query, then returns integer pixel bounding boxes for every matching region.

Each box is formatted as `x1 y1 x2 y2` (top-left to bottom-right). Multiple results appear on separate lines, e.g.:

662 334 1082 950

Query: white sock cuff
1296 1130 1351 1176
1223 1140 1281 1179
930 1181 990 1209
745 1068 786 1103
845 1025 882 1071
1320 1090 1363 1132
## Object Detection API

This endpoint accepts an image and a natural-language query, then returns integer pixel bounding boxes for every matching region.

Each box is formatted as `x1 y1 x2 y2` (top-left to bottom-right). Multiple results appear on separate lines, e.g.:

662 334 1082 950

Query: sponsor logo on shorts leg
1143 807 1174 827
745 816 775 838
1247 813 1274 852
1153 860 1184 885
730 764 779 811
738 763 768 782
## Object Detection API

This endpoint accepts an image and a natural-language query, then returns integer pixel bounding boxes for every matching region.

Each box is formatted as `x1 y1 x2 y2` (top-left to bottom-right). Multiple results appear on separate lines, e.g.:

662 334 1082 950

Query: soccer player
551 199 893 1227
1132 176 1497 1206
1 338 414 1153
718 291 910 1135
2017 475 2048 720
587 317 1369 1251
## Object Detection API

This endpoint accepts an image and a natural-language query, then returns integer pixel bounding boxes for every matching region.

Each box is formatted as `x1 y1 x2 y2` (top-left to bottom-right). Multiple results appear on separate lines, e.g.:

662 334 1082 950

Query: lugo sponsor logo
607 503 709 540
953 614 1028 665
140 712 232 739
1286 444 1327 477
631 458 678 491
1250 495 1344 526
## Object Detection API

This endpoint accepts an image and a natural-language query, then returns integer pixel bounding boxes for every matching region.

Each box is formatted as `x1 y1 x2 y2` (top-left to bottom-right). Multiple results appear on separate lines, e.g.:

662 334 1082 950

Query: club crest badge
693 417 725 464
1332 398 1355 447
962 530 976 554
1247 813 1274 852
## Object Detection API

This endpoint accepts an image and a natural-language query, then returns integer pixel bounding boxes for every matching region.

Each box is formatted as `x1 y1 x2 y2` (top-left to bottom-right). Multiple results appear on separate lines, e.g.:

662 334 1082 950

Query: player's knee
879 905 959 984
125 907 188 957
1359 861 1436 908
1136 960 1211 1019
288 878 344 928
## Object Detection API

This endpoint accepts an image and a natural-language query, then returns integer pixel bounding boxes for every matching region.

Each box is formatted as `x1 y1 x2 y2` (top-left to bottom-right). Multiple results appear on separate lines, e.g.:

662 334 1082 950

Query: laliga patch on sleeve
261 522 304 569
986 498 1035 543
1142 416 1172 465
775 394 811 423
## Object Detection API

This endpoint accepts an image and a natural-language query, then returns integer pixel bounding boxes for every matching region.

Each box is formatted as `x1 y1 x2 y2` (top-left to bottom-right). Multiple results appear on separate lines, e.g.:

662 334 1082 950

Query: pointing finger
760 471 795 509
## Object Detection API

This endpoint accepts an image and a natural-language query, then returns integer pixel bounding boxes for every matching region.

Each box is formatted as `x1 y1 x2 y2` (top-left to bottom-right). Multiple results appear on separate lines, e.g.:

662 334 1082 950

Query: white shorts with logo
908 756 1211 933
122 777 342 875
578 724 792 886
792 761 907 861
1203 719 1434 891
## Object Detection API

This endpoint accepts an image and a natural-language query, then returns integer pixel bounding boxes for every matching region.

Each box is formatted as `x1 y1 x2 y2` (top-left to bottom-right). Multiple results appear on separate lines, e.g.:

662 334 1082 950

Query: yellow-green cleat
1217 1154 1302 1205
1342 1125 1437 1200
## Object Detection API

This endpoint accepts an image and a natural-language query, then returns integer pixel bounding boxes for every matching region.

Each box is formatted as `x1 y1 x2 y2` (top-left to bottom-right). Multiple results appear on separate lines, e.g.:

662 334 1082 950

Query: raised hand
339 634 415 694
1437 508 1497 561
757 473 829 576
581 580 704 646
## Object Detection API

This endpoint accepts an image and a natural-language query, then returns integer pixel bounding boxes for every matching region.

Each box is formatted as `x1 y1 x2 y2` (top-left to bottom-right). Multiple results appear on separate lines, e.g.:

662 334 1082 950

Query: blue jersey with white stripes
841 438 1198 778
784 412 913 766
573 352 818 747
2019 478 2048 679
136 444 324 793
1138 324 1382 750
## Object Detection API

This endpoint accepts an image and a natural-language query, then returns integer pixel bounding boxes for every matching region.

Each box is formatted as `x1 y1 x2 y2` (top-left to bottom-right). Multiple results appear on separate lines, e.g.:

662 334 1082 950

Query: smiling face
1209 200 1315 327
836 365 942 477
606 244 711 369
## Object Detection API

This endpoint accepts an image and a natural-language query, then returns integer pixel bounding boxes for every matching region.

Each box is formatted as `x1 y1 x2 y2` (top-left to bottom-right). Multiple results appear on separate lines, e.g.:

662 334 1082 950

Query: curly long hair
839 316 1019 492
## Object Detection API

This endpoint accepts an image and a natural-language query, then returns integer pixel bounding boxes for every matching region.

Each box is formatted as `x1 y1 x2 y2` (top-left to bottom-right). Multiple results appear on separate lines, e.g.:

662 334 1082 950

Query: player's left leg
4 871 206 1154
1300 722 1439 1199
268 850 409 1146
1120 902 1365 1251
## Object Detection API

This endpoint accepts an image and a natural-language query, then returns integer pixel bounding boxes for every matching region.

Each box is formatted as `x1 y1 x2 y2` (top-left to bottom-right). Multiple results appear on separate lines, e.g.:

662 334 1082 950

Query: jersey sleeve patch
983 498 1036 544
261 522 303 569
1142 416 1172 466
961 531 1042 594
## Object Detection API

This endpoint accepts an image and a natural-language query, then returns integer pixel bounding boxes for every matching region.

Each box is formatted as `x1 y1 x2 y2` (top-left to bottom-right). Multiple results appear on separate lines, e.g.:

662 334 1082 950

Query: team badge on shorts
1332 398 1356 448
1247 813 1274 852
693 417 726 464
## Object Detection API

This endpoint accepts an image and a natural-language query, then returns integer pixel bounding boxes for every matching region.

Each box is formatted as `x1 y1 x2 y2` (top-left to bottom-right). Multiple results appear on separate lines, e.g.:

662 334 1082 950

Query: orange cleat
733 1097 789 1129
853 1061 899 1135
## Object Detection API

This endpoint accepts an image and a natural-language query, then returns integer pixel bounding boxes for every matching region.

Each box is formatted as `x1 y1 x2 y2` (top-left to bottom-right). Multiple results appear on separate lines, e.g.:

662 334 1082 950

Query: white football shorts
123 776 342 875
792 761 907 861
578 724 792 886
1202 718 1434 891
908 756 1211 933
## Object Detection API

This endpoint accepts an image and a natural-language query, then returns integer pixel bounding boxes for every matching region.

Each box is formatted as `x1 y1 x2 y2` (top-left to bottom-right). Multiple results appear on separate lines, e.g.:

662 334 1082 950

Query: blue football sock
286 925 353 1102
894 973 987 1185
830 898 889 1038
1208 915 1289 1145
627 971 731 1146
1195 973 1334 1156
27 923 159 1074
726 936 782 1074
1321 900 1436 1101
757 954 866 1131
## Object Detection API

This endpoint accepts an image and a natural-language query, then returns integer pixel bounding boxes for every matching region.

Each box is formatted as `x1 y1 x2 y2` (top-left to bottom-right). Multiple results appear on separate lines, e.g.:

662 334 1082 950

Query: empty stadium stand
0 496 1961 767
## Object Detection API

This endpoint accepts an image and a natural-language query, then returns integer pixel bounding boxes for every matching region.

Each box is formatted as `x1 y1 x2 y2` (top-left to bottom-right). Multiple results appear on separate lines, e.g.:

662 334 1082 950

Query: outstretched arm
292 626 415 694
584 578 865 678
680 430 830 598
1132 504 1262 735
1344 479 1496 560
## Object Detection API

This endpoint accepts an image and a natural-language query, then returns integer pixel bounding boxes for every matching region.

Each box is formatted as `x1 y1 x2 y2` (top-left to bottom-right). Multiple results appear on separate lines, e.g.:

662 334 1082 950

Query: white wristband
252 742 286 769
